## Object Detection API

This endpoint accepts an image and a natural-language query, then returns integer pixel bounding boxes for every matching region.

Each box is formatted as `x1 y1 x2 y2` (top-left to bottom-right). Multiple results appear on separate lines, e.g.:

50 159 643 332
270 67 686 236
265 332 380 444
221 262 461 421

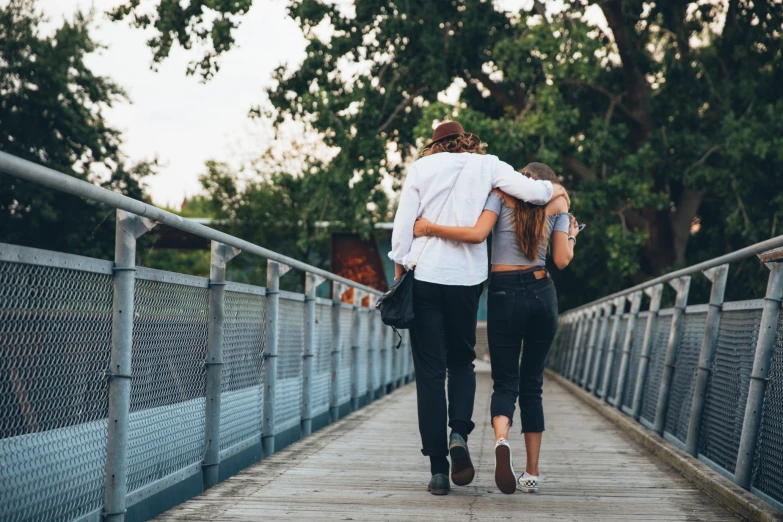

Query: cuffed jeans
487 270 558 433
409 278 482 470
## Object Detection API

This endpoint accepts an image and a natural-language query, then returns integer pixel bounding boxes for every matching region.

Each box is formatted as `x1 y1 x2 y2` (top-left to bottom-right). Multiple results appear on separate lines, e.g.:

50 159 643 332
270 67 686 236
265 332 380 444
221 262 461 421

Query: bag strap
410 157 471 268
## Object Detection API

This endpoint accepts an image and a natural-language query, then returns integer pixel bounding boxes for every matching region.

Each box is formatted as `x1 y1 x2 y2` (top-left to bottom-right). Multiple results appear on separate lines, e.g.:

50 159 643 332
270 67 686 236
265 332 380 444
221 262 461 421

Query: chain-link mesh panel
606 317 628 401
220 290 266 451
621 313 648 409
590 319 611 391
0 261 112 522
753 308 783 506
276 298 305 433
312 303 332 417
555 321 575 373
128 277 209 494
356 312 370 396
699 309 760 474
640 314 673 425
338 307 353 404
572 320 590 381
663 312 706 443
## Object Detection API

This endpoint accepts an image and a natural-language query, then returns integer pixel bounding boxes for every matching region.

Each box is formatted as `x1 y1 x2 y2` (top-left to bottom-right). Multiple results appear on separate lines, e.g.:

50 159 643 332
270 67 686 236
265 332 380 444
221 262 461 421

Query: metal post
567 312 587 381
203 242 240 490
302 272 326 437
403 330 412 383
599 296 627 401
580 306 601 388
653 276 691 435
329 282 343 423
350 289 366 411
613 291 643 409
589 302 613 393
630 284 663 419
735 258 783 489
263 261 290 456
366 306 376 402
378 314 388 397
103 210 155 522
685 264 728 456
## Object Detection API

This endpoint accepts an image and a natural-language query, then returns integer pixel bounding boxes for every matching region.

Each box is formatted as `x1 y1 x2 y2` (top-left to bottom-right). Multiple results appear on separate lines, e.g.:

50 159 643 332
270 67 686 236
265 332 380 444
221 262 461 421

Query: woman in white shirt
389 122 568 495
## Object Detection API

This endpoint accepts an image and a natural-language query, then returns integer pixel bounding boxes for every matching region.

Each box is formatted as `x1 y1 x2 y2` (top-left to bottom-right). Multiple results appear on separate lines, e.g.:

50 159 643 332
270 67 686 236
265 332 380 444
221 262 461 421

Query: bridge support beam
580 306 601 388
103 210 155 522
366 307 376 402
735 258 783 489
203 242 240 490
329 282 343 423
302 273 326 437
630 284 664 420
599 296 627 402
685 264 728 456
653 276 691 435
589 302 613 393
263 261 290 457
613 292 643 408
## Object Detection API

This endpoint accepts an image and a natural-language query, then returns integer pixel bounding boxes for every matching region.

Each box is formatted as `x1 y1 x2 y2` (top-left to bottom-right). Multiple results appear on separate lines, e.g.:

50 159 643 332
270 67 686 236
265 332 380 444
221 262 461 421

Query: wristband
568 235 576 245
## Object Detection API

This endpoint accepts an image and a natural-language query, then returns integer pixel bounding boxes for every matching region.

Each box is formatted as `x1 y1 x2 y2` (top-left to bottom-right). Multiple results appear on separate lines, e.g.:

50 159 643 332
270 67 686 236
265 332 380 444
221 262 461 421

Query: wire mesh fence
552 251 783 512
0 243 413 522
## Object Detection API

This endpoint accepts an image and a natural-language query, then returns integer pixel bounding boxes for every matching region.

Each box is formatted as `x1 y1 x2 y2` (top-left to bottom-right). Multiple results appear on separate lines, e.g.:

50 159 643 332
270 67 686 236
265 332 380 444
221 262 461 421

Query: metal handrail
0 151 384 296
563 233 783 315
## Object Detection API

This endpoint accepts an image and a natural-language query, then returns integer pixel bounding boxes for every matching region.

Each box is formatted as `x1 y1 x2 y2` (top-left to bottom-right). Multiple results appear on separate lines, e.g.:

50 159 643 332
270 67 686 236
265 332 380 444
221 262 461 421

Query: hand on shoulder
547 194 569 214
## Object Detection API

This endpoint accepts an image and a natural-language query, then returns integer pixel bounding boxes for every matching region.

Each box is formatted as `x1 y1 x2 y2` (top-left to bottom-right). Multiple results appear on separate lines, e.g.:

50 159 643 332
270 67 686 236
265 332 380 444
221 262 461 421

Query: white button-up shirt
389 152 553 286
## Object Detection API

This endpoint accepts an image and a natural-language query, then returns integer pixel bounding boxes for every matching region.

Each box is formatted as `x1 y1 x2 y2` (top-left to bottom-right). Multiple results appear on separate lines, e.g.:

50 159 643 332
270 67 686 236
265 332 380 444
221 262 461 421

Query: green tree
113 0 783 307
0 0 151 260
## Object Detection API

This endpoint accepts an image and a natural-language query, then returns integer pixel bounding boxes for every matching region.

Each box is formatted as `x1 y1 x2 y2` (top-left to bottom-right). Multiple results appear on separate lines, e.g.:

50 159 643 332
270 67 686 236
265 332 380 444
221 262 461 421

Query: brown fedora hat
423 121 479 149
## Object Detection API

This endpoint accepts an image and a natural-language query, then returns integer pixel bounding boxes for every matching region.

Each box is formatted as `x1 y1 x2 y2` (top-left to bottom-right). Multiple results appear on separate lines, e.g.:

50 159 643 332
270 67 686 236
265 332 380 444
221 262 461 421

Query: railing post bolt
685 264 728 456
202 242 240 490
630 284 663 420
735 256 783 489
103 210 155 522
653 275 691 435
614 291 643 408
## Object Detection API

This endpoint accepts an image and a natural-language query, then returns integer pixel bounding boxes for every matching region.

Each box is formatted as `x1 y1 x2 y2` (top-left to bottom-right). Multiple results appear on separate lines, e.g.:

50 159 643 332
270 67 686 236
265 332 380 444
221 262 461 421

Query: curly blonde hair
420 133 486 157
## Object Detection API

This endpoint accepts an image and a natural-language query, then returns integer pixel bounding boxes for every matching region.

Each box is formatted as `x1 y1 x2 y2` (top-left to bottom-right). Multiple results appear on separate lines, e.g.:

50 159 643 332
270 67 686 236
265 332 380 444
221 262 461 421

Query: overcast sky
36 0 308 207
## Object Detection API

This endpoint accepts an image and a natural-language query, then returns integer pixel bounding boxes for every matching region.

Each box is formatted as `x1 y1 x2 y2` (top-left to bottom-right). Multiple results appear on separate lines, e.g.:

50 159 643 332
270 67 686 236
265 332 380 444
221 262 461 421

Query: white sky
36 0 308 208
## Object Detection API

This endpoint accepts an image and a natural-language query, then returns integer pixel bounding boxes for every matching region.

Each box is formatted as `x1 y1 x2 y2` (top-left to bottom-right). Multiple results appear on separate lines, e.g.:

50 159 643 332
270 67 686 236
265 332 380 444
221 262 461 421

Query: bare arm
414 210 499 244
551 207 579 269
394 263 405 281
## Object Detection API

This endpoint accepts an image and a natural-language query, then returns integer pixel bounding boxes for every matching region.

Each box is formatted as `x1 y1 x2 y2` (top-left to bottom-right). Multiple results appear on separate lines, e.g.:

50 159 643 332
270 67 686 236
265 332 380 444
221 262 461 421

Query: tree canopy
0 0 152 260
113 0 783 306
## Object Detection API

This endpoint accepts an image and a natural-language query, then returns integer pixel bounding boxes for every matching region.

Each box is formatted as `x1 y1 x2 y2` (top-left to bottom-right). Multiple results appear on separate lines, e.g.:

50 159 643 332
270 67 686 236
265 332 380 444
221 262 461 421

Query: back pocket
488 290 515 323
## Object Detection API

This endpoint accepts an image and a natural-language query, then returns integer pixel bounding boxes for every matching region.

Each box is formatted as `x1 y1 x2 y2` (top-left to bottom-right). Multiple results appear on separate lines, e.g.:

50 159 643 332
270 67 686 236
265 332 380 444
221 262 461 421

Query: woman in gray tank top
413 162 581 495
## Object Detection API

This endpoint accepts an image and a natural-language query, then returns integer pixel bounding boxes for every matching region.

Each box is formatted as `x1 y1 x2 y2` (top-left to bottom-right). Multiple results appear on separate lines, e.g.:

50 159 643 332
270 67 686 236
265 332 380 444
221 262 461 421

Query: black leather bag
376 266 415 330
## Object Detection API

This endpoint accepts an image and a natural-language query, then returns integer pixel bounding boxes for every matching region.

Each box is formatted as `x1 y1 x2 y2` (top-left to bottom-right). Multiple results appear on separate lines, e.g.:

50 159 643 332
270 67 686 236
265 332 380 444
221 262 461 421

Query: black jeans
487 270 558 433
409 278 483 470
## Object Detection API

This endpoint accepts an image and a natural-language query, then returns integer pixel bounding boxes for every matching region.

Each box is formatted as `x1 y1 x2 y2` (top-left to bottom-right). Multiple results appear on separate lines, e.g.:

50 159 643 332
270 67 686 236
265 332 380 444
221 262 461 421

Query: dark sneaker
494 437 517 494
427 473 450 495
449 433 475 486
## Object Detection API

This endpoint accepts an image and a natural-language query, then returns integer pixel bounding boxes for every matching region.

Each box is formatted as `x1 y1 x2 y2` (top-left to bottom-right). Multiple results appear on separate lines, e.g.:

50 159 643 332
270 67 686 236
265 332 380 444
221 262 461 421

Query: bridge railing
550 236 783 511
0 152 414 522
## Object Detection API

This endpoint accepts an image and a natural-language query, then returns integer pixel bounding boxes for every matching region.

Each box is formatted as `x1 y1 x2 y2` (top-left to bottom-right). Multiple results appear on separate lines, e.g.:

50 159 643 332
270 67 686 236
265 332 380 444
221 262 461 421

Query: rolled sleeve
389 166 420 265
492 160 553 204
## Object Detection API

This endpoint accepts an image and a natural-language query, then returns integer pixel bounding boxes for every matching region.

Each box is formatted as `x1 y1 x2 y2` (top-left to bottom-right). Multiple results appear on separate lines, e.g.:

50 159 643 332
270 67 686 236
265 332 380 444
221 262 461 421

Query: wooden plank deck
157 363 738 521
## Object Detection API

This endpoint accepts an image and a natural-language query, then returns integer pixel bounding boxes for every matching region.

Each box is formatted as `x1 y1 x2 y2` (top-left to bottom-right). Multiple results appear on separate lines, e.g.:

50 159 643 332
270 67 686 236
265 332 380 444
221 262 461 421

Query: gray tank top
483 192 570 266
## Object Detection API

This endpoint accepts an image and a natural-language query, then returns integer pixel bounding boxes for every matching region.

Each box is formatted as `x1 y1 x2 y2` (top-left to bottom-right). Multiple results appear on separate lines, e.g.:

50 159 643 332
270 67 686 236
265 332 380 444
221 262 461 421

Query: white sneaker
517 471 540 493
494 438 517 494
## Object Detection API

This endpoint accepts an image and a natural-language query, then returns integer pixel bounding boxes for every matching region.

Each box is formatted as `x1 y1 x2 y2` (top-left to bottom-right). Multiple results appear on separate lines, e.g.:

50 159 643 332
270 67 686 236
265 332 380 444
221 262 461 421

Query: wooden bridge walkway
156 363 737 521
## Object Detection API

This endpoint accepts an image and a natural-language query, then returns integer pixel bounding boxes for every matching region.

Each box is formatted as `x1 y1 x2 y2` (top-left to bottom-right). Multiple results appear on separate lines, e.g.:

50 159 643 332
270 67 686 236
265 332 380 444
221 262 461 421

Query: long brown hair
420 133 486 157
514 162 561 260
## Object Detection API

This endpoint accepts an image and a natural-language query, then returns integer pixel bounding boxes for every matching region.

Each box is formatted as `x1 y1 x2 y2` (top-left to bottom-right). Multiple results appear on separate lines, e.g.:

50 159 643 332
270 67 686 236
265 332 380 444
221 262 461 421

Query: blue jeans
487 270 558 433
